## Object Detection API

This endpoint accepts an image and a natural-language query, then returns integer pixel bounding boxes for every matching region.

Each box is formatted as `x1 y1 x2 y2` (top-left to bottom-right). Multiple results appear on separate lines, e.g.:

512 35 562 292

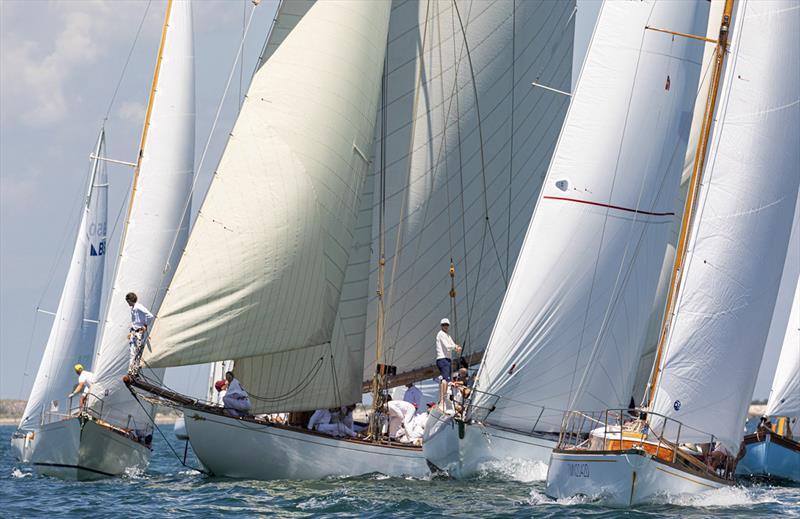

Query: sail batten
650 0 800 450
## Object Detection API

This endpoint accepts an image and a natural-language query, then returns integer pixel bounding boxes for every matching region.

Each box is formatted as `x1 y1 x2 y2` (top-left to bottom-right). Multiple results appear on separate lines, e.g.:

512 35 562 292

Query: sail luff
650 0 800 450
19 130 108 430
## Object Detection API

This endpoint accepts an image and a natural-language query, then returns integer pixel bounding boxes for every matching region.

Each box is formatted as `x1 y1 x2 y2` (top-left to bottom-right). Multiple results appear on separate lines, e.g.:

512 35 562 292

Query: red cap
214 380 226 391
426 401 436 408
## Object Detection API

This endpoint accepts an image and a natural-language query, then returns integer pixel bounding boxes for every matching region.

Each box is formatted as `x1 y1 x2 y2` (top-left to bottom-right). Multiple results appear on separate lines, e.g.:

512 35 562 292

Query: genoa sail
650 0 800 451
144 0 392 412
470 0 709 433
18 131 108 431
88 0 195 430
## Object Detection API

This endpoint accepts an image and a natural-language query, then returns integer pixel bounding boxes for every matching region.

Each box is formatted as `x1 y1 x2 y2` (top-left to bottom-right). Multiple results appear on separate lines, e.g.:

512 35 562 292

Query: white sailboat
737 195 800 482
30 0 195 480
11 131 108 465
546 0 800 504
424 0 709 478
128 0 574 480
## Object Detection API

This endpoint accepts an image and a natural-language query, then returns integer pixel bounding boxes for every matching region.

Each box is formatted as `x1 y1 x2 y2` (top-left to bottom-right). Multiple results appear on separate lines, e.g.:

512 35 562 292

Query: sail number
88 223 107 237
568 463 590 478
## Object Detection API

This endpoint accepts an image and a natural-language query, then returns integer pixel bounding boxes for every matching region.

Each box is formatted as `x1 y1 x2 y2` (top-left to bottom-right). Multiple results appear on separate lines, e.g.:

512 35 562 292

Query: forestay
145 1 391 411
363 0 576 380
19 132 108 430
89 0 195 429
470 0 708 433
651 0 800 451
765 193 799 418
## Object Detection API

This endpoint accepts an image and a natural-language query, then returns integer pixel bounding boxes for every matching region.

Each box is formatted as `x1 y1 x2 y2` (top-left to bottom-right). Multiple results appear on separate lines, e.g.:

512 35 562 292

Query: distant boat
737 197 800 483
546 0 800 505
424 0 707 478
25 0 196 480
10 131 108 464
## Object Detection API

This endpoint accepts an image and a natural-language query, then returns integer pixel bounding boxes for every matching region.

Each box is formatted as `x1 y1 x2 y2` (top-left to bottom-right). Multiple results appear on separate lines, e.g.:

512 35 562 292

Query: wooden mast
645 0 736 407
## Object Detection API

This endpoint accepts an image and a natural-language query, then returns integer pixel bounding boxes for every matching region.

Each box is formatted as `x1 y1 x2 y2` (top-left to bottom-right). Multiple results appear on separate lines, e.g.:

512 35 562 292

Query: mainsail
19 131 108 430
470 0 709 433
89 0 195 429
144 0 392 412
364 0 576 380
650 0 800 450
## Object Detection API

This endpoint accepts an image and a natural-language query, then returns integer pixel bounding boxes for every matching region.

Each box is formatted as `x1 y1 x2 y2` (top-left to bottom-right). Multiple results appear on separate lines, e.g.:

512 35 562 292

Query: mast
645 0 735 406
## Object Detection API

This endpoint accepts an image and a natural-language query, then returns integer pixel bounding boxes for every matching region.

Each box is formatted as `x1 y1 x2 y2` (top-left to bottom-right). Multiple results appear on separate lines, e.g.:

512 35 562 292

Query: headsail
19 131 108 430
364 0 576 381
470 0 709 433
144 1 392 411
766 272 800 418
89 0 195 429
650 0 800 450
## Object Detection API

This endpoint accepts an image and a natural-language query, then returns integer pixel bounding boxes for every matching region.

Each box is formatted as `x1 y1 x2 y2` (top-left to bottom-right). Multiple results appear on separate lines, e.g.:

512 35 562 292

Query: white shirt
435 329 458 360
78 370 95 394
226 378 248 399
130 302 154 330
387 400 416 428
308 409 332 430
403 385 425 414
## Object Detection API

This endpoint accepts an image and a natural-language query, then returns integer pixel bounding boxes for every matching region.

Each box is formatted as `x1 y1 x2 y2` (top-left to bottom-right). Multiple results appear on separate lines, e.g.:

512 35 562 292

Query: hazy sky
0 0 787 402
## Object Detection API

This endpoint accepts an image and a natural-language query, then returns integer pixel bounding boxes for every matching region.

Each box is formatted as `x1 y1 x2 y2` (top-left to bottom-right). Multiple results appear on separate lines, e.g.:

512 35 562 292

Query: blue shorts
436 358 452 382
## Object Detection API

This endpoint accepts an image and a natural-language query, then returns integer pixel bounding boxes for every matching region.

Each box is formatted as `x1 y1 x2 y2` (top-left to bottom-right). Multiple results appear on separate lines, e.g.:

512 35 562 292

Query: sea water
1 425 797 518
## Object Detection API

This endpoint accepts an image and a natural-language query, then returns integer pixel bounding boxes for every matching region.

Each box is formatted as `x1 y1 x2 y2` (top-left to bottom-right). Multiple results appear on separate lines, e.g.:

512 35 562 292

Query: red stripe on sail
543 196 675 217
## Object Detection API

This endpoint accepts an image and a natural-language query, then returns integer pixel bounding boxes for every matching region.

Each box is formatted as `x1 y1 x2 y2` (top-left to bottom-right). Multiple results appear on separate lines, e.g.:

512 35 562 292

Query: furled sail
19 131 108 430
363 0 576 381
144 1 392 411
470 0 709 433
650 0 800 450
89 0 195 429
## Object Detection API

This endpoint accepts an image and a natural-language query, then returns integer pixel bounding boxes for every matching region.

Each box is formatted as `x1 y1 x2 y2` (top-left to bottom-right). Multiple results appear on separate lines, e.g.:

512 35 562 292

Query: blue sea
1 425 797 518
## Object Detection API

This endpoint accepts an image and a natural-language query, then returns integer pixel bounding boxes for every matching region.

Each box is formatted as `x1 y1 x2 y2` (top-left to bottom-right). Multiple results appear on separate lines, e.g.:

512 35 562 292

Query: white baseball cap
440 318 450 325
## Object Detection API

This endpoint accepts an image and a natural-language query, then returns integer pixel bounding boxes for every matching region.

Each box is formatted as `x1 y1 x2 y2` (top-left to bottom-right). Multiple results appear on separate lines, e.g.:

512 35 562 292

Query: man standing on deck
68 364 94 412
436 318 461 408
126 292 153 374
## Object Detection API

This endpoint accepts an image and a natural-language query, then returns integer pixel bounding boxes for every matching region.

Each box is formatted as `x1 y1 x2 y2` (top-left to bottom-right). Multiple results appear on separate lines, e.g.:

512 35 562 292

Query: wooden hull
20 417 151 480
546 449 729 505
183 408 430 480
423 408 556 479
736 432 800 482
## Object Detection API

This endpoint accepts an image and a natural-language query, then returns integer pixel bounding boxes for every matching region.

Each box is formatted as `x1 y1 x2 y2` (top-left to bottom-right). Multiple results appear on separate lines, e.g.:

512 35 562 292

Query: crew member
222 371 251 417
126 292 154 373
403 382 425 415
435 318 461 407
386 399 416 439
68 364 94 412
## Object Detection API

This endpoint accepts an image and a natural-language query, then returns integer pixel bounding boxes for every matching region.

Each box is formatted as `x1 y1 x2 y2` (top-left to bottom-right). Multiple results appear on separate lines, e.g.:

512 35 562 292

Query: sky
0 0 788 403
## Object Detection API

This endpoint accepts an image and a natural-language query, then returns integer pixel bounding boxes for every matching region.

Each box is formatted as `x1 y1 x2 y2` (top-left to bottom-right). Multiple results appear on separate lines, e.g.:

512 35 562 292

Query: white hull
423 408 556 479
183 408 429 480
19 417 151 480
10 433 30 462
174 414 189 441
546 450 728 506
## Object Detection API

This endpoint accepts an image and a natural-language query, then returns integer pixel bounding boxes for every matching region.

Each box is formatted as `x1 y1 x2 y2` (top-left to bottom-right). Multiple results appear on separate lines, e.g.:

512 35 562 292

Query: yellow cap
74 364 84 373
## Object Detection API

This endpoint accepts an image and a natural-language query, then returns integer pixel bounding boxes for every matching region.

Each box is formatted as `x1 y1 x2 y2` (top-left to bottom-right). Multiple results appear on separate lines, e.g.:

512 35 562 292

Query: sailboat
424 0 709 478
10 131 108 465
127 0 574 480
737 195 800 482
25 0 195 480
546 0 800 505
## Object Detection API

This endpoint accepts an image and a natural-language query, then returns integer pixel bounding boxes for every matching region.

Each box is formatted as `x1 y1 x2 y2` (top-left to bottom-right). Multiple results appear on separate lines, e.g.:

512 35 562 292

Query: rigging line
127 387 210 475
240 356 325 403
436 1 456 264
103 0 153 122
565 1 655 411
328 344 343 408
507 0 516 278
452 0 508 287
148 2 259 314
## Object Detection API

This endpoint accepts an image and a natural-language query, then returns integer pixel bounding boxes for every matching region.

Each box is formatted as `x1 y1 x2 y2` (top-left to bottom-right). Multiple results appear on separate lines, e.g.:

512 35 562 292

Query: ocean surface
1 425 797 518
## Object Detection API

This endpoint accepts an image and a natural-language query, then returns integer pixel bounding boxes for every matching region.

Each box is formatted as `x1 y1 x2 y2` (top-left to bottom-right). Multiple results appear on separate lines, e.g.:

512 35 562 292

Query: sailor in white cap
435 318 461 408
